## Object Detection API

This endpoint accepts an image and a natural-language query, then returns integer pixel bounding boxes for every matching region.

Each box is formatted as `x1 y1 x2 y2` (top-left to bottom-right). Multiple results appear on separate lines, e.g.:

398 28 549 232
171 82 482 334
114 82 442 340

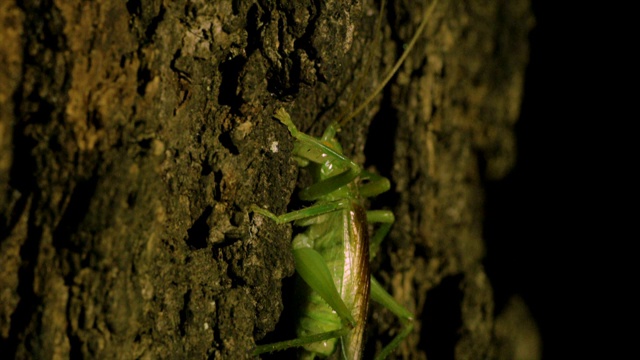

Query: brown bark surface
1 0 536 359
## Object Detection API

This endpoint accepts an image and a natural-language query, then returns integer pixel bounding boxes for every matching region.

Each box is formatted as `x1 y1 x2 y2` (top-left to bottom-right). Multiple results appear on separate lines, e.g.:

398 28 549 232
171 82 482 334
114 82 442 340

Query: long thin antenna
337 0 440 128
337 0 387 125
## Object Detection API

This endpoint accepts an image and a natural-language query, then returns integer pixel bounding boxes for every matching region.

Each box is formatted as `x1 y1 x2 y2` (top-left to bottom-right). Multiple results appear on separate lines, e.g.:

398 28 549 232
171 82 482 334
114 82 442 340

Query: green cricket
251 1 440 358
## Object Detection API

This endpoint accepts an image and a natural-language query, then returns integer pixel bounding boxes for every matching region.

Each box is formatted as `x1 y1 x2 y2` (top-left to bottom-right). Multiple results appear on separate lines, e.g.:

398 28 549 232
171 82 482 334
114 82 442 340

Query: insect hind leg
363 203 413 360
370 276 414 360
364 201 410 360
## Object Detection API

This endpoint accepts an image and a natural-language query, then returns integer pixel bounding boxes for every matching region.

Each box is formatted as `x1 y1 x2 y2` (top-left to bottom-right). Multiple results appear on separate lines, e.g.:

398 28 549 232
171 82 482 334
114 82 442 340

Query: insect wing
340 204 370 359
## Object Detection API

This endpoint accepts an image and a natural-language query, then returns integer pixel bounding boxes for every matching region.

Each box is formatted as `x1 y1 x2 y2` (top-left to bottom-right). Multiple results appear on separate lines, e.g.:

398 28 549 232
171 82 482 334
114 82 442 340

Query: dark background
483 1 606 358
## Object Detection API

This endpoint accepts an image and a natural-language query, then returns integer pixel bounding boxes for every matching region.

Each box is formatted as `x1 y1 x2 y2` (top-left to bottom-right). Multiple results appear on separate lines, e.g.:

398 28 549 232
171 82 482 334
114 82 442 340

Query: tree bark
1 0 535 359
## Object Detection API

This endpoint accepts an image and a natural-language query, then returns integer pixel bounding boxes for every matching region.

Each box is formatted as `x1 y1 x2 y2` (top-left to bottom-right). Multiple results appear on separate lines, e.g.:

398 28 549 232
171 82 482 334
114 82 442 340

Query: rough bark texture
1 0 535 359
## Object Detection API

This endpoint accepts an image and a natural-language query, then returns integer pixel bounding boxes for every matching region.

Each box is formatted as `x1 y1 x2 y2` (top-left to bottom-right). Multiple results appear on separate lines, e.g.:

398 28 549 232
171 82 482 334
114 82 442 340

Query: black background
483 1 613 358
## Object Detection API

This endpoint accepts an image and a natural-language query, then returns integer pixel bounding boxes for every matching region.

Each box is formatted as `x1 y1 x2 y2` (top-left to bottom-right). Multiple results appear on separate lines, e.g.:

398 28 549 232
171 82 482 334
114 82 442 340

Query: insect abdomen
294 202 370 358
294 208 346 356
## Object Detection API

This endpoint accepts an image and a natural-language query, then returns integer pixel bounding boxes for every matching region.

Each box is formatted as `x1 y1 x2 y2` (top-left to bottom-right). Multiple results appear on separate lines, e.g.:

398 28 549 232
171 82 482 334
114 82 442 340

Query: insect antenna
335 0 440 129
331 0 387 131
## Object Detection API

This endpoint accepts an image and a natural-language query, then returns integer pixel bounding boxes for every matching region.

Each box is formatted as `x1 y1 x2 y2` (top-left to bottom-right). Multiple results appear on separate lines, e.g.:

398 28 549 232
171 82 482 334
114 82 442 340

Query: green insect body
290 133 369 358
252 0 440 358
252 110 411 359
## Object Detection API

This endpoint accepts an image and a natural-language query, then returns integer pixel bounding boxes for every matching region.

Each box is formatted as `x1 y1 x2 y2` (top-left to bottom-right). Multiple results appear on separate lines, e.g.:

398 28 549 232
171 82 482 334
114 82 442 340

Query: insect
251 0 440 358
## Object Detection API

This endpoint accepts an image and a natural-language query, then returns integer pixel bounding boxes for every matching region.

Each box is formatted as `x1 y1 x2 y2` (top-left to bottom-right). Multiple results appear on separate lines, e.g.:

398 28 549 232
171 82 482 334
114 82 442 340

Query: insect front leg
274 108 362 201
359 170 391 198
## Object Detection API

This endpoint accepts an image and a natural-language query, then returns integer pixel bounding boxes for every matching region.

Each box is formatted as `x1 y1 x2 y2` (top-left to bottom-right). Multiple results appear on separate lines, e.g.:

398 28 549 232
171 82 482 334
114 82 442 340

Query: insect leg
359 170 391 198
253 246 357 357
249 246 356 356
366 210 395 260
293 247 356 327
274 108 362 201
252 200 358 322
251 199 349 224
364 195 411 360
370 276 414 360
252 327 350 355
358 169 395 257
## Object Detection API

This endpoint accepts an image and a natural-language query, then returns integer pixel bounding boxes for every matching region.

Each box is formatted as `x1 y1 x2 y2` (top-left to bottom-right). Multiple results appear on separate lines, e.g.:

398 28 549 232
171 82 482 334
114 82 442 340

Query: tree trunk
1 0 535 359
